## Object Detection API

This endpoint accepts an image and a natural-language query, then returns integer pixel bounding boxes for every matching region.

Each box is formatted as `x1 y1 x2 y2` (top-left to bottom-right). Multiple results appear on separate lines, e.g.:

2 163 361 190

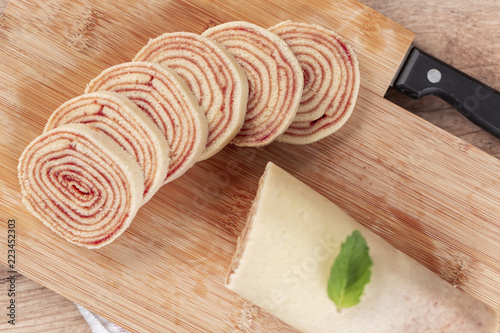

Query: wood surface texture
0 0 499 332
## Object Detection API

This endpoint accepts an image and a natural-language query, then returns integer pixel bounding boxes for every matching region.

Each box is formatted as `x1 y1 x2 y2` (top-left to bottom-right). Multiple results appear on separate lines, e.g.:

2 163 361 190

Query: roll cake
202 21 304 147
18 124 144 249
133 32 248 160
85 62 208 182
44 91 169 205
269 21 360 144
227 162 499 333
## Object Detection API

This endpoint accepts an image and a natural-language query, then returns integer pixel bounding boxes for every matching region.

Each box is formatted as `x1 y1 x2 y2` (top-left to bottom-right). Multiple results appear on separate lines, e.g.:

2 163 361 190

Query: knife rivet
427 69 442 83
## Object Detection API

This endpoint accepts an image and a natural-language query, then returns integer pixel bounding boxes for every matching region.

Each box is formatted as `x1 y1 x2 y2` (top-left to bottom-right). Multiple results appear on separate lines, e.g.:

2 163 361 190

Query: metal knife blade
391 47 500 138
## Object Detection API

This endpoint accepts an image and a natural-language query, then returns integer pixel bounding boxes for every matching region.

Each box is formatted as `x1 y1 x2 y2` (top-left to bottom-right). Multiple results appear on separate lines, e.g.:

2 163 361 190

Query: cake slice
202 21 304 147
86 62 208 182
44 91 169 205
269 21 360 144
18 123 144 249
133 32 248 160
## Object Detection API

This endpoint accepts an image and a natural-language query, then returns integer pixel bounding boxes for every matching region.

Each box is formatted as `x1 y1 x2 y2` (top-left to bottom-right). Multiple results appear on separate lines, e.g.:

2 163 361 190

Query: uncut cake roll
44 91 169 205
269 21 360 144
202 21 304 147
85 62 208 183
18 124 144 249
133 32 248 160
227 162 499 333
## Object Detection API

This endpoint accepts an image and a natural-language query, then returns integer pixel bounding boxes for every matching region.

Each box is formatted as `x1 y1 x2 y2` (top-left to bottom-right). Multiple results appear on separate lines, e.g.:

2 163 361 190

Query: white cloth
75 303 130 333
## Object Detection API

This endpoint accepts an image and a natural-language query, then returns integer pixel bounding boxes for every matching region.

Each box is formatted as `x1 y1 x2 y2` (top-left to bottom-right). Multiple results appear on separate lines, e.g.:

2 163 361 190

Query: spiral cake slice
269 21 360 144
85 62 208 182
44 91 169 205
133 32 248 159
202 21 303 147
18 123 144 249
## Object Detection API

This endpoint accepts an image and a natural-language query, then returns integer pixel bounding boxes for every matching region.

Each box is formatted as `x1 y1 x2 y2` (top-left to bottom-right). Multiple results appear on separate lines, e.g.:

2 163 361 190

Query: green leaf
327 230 373 311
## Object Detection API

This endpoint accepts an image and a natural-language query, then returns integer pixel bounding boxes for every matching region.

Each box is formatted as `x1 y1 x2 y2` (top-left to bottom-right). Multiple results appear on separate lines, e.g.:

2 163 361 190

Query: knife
391 47 500 138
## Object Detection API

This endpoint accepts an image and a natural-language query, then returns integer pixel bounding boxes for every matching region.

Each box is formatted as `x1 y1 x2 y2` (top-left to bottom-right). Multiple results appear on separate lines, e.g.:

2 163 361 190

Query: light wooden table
1 0 499 332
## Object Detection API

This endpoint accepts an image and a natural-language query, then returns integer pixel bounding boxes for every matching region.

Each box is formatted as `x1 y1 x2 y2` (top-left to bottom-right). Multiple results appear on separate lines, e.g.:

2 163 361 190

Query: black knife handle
393 47 500 138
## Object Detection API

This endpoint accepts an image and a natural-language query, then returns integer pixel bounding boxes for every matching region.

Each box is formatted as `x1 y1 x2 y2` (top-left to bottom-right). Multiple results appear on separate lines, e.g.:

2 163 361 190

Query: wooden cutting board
0 0 499 332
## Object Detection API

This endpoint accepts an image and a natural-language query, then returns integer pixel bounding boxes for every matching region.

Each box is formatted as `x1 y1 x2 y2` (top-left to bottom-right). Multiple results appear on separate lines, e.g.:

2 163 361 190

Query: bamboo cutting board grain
0 0 499 332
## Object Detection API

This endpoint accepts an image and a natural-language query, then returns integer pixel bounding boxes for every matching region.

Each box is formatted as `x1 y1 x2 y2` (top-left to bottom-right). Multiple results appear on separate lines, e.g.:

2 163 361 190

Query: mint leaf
327 230 373 311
